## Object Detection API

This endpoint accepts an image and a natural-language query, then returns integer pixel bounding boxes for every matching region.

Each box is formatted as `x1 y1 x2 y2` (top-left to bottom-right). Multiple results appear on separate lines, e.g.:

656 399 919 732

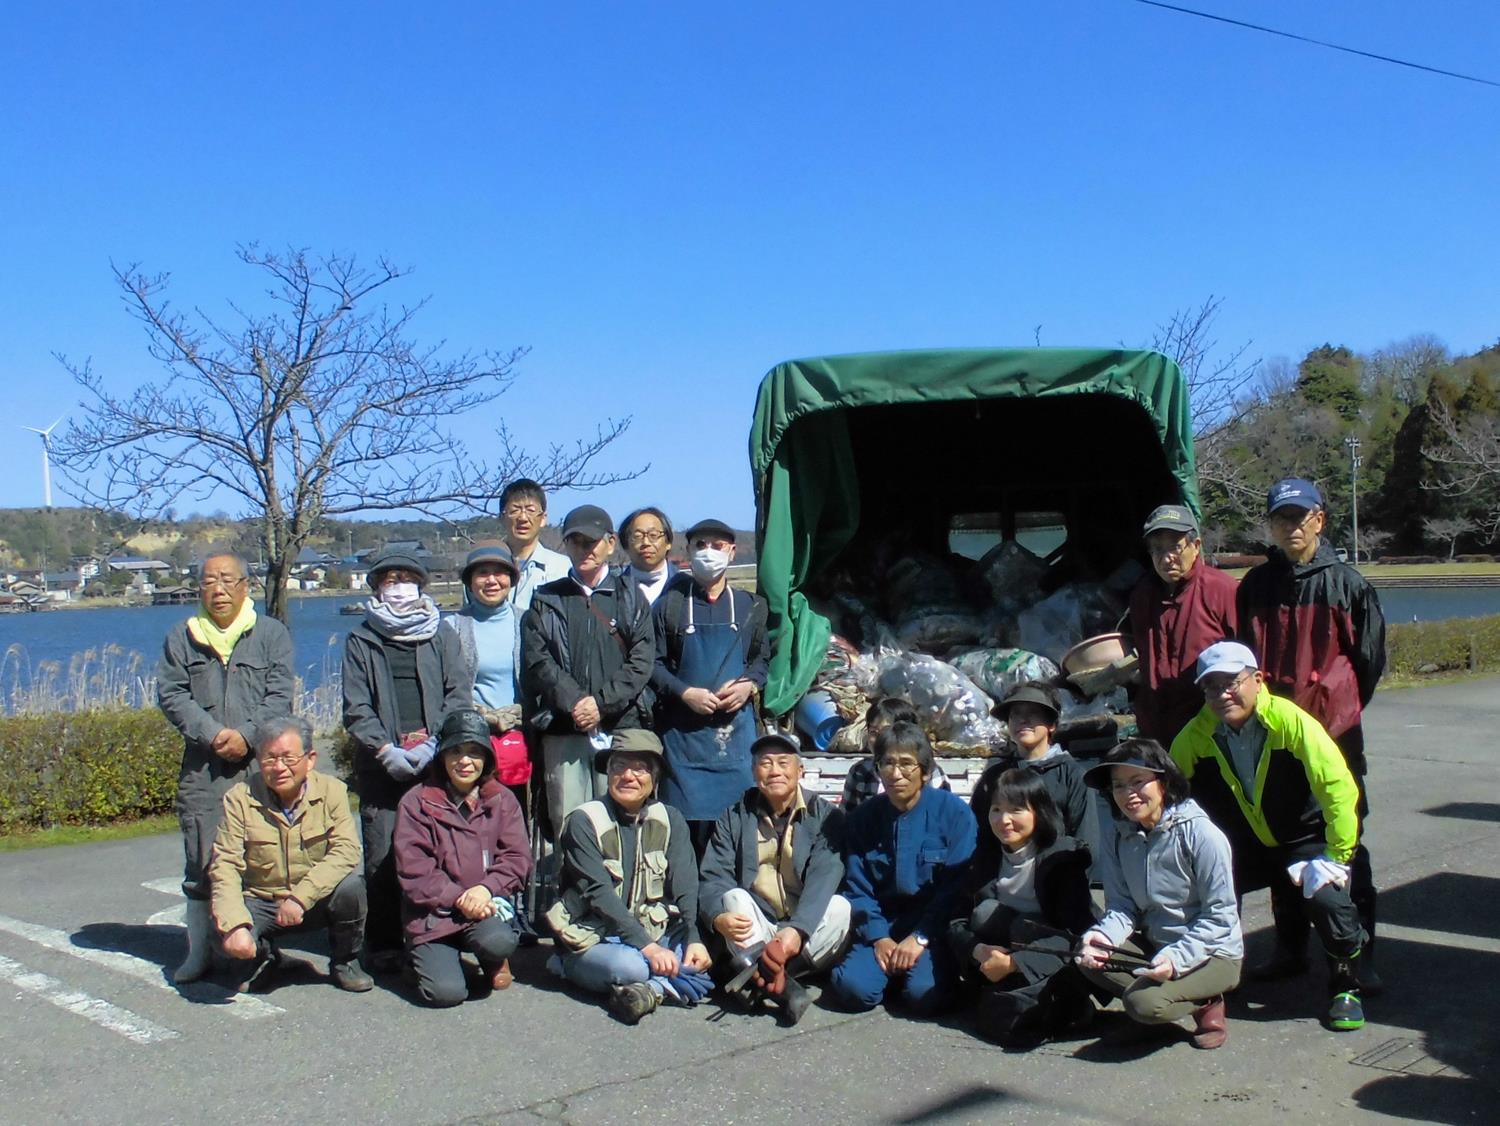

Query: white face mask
690 547 731 585
381 581 421 611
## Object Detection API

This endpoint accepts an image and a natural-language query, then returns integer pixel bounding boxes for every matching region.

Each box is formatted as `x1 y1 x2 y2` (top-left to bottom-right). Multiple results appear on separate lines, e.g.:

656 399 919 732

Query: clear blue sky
3 1 1497 531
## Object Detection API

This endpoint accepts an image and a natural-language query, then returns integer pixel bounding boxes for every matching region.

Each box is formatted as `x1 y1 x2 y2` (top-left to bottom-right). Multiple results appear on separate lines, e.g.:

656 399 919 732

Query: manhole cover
1350 1037 1457 1078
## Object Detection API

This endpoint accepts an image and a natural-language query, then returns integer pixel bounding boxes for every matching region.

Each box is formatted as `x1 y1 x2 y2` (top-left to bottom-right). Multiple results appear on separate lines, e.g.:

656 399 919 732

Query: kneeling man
700 732 851 1024
545 730 712 1024
210 716 372 992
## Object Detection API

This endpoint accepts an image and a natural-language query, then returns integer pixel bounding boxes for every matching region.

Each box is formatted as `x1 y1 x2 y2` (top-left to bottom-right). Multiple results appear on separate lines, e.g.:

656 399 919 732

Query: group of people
154 472 1386 1049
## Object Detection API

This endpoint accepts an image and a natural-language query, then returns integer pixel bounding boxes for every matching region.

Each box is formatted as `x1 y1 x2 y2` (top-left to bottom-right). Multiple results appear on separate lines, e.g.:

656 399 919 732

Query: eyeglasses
200 575 247 590
1201 670 1254 698
1146 537 1197 559
878 758 922 777
1268 507 1318 530
503 504 543 518
608 759 654 777
1110 778 1158 796
628 531 667 545
259 752 306 767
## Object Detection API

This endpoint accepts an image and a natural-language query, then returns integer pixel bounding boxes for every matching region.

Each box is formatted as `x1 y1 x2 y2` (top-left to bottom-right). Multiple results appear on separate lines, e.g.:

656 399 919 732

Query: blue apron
659 588 756 821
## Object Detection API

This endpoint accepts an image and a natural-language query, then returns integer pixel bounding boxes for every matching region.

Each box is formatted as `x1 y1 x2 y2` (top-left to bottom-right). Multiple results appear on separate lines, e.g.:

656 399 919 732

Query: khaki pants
1083 939 1242 1024
721 887 852 971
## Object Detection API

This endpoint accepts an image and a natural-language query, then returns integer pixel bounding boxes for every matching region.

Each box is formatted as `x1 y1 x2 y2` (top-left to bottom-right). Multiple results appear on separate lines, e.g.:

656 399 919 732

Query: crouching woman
1077 739 1243 1049
394 709 532 1007
948 769 1096 1048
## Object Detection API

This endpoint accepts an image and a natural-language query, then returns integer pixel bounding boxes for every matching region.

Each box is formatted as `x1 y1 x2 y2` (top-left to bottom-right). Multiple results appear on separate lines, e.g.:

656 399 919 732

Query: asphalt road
2 679 1497 1125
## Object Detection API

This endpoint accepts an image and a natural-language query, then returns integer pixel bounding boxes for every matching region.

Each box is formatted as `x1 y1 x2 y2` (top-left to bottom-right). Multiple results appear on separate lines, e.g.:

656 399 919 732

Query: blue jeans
830 925 958 1017
560 939 652 995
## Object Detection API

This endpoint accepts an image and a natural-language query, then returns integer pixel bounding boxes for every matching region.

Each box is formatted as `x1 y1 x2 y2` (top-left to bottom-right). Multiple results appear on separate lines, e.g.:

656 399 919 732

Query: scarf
364 594 441 642
187 599 257 664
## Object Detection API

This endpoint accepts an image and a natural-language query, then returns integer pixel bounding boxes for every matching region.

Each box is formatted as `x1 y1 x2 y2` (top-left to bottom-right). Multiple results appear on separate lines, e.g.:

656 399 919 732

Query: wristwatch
912 933 930 948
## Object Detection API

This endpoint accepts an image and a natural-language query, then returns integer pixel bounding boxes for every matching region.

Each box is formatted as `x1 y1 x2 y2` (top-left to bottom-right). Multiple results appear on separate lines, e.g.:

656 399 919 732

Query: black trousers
408 916 520 1007
1237 839 1366 962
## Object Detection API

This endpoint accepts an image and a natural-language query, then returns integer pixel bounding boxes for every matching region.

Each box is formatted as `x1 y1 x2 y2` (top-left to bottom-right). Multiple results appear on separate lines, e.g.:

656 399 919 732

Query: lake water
1 585 1496 706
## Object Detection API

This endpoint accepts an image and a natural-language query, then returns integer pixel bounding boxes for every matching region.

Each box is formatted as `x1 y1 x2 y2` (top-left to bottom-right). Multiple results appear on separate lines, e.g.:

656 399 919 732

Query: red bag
491 730 532 786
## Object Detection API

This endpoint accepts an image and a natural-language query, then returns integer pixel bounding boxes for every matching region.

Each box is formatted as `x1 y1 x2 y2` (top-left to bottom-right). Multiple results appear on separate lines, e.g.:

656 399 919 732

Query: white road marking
0 912 283 1019
141 877 185 896
0 953 179 1045
146 904 188 928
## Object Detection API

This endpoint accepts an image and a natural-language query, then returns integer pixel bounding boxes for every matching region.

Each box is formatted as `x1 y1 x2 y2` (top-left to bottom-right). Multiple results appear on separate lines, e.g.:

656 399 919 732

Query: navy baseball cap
1267 478 1323 514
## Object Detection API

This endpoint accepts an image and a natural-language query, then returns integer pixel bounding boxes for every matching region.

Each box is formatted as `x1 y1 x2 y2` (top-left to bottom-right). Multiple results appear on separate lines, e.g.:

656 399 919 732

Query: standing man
1171 642 1369 1030
699 733 850 1025
522 505 656 832
500 478 571 615
619 507 678 606
1127 504 1239 745
210 716 372 993
157 551 294 983
651 518 769 849
1238 478 1386 987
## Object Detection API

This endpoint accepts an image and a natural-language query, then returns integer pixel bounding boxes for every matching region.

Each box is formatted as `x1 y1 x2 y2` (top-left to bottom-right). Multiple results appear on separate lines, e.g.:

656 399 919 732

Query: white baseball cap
1194 641 1259 684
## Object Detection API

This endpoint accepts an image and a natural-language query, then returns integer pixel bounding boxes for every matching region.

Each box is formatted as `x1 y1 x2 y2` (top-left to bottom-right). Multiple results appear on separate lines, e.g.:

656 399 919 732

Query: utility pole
1345 435 1362 563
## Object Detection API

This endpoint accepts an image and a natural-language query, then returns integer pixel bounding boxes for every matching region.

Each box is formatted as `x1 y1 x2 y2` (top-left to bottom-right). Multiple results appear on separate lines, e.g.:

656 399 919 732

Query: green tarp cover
748 347 1197 715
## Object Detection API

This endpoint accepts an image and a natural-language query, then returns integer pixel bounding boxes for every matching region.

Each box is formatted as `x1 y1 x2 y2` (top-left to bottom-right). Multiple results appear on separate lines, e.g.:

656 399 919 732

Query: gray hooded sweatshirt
1094 797 1244 976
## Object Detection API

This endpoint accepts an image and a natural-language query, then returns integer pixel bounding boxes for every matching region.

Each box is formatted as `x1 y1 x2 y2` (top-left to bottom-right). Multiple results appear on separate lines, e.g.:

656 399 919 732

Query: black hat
1083 751 1166 791
684 518 736 543
1142 504 1198 537
992 682 1060 722
366 548 430 588
439 708 492 754
750 731 801 757
561 504 614 541
462 542 518 586
593 728 665 774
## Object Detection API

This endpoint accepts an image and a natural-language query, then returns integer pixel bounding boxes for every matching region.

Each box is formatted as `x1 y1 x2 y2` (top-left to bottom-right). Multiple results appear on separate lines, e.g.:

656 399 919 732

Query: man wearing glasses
499 478 571 615
1237 478 1386 991
210 716 372 993
157 552 295 984
1170 642 1368 1031
1126 504 1239 745
619 507 678 606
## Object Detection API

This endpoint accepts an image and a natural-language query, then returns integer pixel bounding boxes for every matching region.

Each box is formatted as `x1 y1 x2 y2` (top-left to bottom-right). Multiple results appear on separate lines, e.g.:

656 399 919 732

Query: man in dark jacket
157 551 294 984
699 733 849 1024
1237 478 1386 987
522 505 655 834
1127 503 1239 745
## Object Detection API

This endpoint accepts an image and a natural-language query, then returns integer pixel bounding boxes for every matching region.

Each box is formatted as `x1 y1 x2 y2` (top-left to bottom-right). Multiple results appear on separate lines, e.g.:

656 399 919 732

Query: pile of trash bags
804 538 1144 755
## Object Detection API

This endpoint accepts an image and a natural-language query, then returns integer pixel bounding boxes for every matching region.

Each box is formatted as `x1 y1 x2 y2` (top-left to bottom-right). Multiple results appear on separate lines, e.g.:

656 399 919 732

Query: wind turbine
22 417 64 508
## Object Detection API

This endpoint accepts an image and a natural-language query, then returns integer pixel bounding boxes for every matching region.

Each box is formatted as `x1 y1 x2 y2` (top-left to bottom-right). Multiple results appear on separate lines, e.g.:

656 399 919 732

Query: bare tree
1148 296 1266 523
1423 515 1479 559
1357 526 1394 561
1421 397 1500 539
52 247 641 623
1365 334 1450 406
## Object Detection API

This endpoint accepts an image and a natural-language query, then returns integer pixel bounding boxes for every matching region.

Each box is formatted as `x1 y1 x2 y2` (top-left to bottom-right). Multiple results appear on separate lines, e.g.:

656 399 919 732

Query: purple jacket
394 779 532 946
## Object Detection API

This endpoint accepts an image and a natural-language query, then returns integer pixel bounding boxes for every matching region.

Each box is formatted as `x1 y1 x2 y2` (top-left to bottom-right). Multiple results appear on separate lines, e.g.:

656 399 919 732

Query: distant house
108 556 171 575
71 556 103 580
381 539 432 558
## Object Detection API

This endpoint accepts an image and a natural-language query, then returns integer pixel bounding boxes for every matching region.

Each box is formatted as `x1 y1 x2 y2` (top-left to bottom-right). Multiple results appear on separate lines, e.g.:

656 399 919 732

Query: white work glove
1287 856 1350 899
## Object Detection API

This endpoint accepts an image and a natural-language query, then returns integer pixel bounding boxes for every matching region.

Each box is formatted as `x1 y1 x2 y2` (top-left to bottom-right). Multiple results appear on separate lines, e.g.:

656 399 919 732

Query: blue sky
2 1 1497 531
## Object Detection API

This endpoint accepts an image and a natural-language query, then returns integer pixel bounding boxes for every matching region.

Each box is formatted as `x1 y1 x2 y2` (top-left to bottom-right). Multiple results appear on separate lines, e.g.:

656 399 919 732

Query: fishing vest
545 800 675 952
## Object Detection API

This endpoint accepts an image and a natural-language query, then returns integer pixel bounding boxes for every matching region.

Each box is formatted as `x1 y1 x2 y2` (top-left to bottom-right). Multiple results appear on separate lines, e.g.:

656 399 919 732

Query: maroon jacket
1237 540 1386 740
394 778 532 946
1128 558 1239 745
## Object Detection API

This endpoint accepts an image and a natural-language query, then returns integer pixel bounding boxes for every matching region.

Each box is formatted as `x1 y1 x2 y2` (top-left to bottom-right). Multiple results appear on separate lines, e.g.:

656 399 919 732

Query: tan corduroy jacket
209 769 361 935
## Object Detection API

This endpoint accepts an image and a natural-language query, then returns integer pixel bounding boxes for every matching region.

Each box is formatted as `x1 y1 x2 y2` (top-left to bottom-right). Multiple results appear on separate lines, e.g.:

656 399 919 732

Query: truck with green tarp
747 347 1199 783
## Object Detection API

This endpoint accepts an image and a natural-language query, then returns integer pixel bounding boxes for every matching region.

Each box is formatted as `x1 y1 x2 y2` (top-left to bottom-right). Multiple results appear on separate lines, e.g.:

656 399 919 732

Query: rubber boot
771 955 814 1027
173 898 214 984
1326 954 1365 1031
1191 995 1228 1049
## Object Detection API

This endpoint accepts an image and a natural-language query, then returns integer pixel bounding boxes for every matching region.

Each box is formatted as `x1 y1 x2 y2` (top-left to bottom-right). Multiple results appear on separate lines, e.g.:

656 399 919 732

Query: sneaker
330 960 375 993
608 982 661 1025
1191 995 1228 1050
1328 990 1365 1031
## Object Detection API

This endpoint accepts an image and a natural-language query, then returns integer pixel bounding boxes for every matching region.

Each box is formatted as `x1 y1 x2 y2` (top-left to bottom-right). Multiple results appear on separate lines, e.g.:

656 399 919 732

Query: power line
1133 0 1500 89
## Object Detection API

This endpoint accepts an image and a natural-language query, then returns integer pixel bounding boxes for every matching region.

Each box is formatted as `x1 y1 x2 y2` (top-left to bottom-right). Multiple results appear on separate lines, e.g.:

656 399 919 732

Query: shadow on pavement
1353 1072 1498 1123
1380 872 1500 942
887 1084 1014 1124
1420 801 1500 824
71 922 243 1006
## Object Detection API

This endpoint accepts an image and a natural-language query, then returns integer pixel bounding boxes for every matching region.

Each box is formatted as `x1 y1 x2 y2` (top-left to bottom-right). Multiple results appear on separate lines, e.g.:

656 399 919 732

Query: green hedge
1386 614 1500 677
0 709 181 832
